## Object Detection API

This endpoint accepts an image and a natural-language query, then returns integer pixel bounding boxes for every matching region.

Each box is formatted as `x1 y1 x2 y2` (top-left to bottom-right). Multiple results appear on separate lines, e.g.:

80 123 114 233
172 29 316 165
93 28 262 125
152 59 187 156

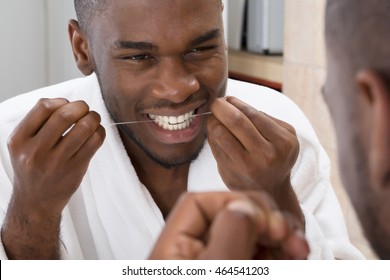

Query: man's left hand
207 97 303 225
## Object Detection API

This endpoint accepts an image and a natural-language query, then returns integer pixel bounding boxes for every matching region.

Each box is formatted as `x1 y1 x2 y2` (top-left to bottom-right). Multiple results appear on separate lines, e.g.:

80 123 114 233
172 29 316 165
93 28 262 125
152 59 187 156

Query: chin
150 141 207 169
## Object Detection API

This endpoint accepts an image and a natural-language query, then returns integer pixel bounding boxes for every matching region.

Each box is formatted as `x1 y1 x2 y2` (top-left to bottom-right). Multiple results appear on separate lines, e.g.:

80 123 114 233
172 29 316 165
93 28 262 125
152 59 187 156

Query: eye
185 46 219 61
121 54 152 61
189 46 217 53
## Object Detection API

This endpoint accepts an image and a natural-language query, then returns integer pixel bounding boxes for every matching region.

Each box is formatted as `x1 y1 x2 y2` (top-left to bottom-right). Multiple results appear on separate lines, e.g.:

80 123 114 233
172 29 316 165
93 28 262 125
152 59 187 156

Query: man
152 0 390 260
0 0 361 259
323 0 390 259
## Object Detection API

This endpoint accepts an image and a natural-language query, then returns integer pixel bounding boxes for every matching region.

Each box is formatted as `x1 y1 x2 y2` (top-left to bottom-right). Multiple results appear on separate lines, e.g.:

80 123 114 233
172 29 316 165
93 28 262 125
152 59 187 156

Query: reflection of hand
207 97 303 226
3 98 105 259
149 191 309 260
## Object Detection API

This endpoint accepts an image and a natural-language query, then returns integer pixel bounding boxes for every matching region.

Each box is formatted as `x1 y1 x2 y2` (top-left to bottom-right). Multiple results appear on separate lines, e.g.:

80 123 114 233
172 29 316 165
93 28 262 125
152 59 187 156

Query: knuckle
36 98 68 113
77 119 95 136
7 132 18 152
285 122 297 135
209 124 226 139
95 126 106 144
17 150 41 172
89 111 102 123
181 192 197 202
277 131 298 154
75 100 90 111
56 109 75 123
262 148 278 167
243 107 258 120
36 98 54 114
230 110 245 126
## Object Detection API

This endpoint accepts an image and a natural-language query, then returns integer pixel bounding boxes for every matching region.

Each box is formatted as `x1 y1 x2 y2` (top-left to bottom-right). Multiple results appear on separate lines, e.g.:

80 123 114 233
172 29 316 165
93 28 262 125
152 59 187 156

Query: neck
119 131 189 219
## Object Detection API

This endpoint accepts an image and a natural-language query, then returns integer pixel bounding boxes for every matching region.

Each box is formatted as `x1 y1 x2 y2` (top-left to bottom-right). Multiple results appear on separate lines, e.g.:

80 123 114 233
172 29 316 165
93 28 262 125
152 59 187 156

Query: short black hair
325 0 390 79
74 0 106 33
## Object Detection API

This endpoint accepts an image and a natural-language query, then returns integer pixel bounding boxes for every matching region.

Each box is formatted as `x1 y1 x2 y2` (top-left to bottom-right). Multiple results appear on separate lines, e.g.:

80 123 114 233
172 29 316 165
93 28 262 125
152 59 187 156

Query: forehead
96 0 223 45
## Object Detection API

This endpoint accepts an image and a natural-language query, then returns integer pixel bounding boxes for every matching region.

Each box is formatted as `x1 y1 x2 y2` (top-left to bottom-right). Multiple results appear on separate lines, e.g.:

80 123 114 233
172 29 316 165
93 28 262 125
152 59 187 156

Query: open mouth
148 109 196 131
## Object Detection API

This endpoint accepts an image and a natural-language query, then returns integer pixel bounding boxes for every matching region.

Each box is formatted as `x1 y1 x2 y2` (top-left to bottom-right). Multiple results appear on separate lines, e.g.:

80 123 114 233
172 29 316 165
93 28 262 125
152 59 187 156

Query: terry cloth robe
0 74 364 260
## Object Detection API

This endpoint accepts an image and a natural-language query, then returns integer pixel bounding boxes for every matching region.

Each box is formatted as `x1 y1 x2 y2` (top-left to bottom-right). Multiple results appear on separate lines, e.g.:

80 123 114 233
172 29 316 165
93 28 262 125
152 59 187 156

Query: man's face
89 0 227 167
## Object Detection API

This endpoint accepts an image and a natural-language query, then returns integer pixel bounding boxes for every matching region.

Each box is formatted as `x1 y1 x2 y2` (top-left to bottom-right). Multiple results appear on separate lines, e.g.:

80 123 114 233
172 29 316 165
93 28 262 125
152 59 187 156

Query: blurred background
0 0 80 102
0 0 377 259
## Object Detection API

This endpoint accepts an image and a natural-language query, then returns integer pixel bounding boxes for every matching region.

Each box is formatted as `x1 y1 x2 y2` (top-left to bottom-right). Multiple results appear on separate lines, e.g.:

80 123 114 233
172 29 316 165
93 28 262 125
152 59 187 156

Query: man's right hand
1 98 105 259
150 191 309 260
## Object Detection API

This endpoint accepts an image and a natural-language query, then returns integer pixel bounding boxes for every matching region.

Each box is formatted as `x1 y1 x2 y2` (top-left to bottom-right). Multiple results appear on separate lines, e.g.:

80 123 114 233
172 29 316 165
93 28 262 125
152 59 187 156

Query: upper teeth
148 110 195 131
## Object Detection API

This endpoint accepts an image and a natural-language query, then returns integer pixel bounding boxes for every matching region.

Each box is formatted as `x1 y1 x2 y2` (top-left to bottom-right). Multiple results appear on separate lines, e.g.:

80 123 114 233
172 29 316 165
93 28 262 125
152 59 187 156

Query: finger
12 98 69 139
163 192 244 238
149 232 205 260
154 193 253 253
277 211 309 259
210 98 268 150
198 207 258 260
57 111 102 158
150 192 242 259
245 192 291 244
226 96 297 139
35 101 90 148
207 116 242 162
71 124 106 164
152 192 282 260
281 230 309 260
253 210 309 260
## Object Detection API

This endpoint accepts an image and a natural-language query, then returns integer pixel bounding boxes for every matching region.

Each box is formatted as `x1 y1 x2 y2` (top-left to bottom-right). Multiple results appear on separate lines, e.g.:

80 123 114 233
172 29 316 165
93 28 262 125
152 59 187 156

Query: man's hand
149 192 309 260
1 98 105 259
207 97 304 226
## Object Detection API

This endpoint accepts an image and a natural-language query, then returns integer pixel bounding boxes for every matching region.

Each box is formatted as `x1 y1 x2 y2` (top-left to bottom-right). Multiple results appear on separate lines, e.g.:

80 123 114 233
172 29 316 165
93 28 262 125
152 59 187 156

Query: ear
68 20 94 76
356 69 390 190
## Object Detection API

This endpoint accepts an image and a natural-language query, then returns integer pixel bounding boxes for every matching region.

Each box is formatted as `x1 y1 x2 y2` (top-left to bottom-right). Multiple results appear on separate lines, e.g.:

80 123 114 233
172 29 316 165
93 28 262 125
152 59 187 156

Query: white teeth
148 110 195 131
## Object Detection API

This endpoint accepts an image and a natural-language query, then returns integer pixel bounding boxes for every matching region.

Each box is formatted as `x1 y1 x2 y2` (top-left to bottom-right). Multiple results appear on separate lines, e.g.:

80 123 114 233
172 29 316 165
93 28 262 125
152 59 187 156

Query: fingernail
226 200 266 232
227 200 256 216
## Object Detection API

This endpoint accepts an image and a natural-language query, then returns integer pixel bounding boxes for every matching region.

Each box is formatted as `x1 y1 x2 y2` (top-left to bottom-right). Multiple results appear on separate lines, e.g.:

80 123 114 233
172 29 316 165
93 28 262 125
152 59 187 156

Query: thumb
198 200 260 260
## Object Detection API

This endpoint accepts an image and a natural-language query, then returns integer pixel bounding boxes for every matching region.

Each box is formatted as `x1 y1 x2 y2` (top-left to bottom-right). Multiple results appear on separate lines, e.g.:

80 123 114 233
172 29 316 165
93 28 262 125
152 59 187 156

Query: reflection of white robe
0 74 363 259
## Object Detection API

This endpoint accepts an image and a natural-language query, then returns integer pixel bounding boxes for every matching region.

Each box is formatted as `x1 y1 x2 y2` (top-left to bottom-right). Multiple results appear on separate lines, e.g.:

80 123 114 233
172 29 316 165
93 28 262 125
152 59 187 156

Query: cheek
96 68 145 123
337 124 370 204
197 56 228 96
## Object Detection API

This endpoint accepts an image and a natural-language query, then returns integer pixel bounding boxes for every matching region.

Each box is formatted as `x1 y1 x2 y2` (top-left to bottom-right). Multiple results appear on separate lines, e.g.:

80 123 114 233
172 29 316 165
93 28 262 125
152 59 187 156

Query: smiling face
86 0 227 168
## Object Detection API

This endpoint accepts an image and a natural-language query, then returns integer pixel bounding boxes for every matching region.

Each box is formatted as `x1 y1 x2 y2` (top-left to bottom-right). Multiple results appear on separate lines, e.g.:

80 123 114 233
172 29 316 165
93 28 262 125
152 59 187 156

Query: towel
0 74 364 259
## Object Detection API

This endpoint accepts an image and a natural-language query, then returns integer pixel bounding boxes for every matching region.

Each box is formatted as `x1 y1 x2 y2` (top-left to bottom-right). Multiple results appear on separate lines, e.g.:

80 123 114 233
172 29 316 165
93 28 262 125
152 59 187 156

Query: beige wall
283 0 376 259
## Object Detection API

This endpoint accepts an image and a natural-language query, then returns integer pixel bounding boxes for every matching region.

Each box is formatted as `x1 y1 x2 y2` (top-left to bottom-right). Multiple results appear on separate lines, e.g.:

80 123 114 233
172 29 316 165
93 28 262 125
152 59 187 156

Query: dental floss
103 111 212 126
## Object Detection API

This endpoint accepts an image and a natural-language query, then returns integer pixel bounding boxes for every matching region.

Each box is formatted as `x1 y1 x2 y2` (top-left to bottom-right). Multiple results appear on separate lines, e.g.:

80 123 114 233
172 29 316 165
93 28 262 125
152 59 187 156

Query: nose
150 57 200 103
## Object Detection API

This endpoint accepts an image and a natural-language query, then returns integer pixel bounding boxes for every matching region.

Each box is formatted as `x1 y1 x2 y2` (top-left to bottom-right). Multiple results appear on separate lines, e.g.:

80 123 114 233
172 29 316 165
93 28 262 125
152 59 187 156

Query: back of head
325 0 390 80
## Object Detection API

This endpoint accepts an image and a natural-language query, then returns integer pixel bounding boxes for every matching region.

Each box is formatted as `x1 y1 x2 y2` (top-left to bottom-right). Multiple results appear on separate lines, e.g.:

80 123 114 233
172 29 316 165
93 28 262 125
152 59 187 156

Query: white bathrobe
0 74 363 259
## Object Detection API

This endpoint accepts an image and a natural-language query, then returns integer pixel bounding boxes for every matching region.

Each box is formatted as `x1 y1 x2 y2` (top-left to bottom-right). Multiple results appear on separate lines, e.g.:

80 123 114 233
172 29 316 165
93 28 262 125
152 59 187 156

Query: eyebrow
113 40 158 51
112 29 222 52
190 29 221 47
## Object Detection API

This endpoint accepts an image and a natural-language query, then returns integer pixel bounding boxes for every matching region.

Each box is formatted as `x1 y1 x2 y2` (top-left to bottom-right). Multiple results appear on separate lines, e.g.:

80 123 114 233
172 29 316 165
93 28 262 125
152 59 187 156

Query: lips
148 110 195 131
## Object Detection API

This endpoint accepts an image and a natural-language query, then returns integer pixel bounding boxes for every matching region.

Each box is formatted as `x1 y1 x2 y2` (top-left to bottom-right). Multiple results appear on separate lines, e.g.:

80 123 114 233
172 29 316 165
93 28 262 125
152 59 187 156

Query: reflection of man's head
324 0 390 260
325 0 390 86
